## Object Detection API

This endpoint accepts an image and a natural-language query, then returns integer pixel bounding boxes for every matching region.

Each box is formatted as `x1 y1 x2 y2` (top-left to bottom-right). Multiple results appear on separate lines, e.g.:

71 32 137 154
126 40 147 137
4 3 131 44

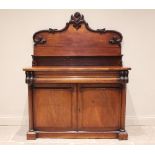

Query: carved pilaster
120 70 129 83
25 71 34 86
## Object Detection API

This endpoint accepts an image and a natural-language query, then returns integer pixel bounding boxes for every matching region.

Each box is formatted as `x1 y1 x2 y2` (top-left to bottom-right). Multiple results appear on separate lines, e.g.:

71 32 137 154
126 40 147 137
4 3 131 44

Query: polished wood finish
78 84 121 131
27 131 36 140
28 85 34 132
33 24 121 56
23 66 130 71
23 12 131 140
33 84 77 131
36 131 119 139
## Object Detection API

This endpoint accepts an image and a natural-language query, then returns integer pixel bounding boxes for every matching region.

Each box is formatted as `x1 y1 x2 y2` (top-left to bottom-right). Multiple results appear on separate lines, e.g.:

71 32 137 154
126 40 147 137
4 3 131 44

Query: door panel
78 84 121 131
33 84 77 131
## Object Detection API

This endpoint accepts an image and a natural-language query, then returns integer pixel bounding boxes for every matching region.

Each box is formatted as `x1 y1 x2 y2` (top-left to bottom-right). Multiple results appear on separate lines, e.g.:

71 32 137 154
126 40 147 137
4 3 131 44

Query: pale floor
0 125 155 145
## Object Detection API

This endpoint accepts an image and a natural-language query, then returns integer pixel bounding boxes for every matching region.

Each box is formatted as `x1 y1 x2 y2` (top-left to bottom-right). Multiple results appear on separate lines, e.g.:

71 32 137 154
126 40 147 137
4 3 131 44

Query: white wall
0 10 155 125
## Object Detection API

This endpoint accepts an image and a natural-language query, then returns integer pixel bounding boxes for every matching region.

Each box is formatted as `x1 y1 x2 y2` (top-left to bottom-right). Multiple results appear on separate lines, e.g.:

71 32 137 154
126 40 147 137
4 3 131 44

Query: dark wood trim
120 70 129 83
32 56 123 66
25 71 34 86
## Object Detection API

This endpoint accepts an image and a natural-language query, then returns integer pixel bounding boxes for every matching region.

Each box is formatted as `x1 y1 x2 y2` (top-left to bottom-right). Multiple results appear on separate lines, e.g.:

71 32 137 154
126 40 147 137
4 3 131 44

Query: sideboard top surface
23 66 131 72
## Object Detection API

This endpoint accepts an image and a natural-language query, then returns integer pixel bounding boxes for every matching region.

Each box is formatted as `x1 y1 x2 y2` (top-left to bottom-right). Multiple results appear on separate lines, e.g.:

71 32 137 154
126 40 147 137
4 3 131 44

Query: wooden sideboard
23 12 131 140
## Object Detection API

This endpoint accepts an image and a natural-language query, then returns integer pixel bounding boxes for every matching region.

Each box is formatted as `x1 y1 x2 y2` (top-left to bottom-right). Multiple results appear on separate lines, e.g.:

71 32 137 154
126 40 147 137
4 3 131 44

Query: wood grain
23 66 131 72
34 24 121 57
33 84 77 131
78 84 121 131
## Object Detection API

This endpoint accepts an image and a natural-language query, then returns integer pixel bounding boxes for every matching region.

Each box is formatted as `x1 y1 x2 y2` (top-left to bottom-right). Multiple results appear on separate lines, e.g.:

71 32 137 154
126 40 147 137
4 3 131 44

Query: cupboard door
78 84 121 131
33 84 77 131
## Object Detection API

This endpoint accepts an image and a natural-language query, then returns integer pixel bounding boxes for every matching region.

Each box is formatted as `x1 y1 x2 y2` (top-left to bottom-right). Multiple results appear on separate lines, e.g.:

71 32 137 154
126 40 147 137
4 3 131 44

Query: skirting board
0 116 155 126
126 116 155 126
0 116 28 126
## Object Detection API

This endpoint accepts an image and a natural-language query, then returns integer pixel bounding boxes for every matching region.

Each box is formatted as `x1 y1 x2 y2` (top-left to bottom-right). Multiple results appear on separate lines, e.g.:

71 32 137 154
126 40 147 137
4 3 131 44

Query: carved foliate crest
70 12 84 29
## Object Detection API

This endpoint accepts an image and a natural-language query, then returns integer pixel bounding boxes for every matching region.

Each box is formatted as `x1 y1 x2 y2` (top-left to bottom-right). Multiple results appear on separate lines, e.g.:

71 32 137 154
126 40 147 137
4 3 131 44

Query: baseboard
126 116 155 126
0 116 28 126
0 116 155 126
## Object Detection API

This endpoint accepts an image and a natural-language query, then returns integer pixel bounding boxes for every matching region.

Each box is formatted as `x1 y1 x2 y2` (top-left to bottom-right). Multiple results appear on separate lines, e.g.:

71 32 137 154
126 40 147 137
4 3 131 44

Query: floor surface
0 125 155 144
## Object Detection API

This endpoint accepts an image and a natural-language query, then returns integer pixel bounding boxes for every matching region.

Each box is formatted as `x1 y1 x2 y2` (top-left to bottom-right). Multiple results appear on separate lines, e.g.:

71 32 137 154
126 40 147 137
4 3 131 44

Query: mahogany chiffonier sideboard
23 12 131 140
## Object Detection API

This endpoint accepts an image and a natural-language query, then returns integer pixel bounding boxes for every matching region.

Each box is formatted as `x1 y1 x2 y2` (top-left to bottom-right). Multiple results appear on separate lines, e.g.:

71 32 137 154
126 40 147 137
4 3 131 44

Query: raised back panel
32 12 123 66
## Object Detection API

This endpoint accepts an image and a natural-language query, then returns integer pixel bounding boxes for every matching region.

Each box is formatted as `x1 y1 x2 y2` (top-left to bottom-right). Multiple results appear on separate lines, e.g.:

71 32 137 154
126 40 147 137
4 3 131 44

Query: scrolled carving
25 71 34 85
33 35 46 46
49 28 58 33
120 70 129 83
96 28 106 34
33 12 123 46
109 36 122 46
